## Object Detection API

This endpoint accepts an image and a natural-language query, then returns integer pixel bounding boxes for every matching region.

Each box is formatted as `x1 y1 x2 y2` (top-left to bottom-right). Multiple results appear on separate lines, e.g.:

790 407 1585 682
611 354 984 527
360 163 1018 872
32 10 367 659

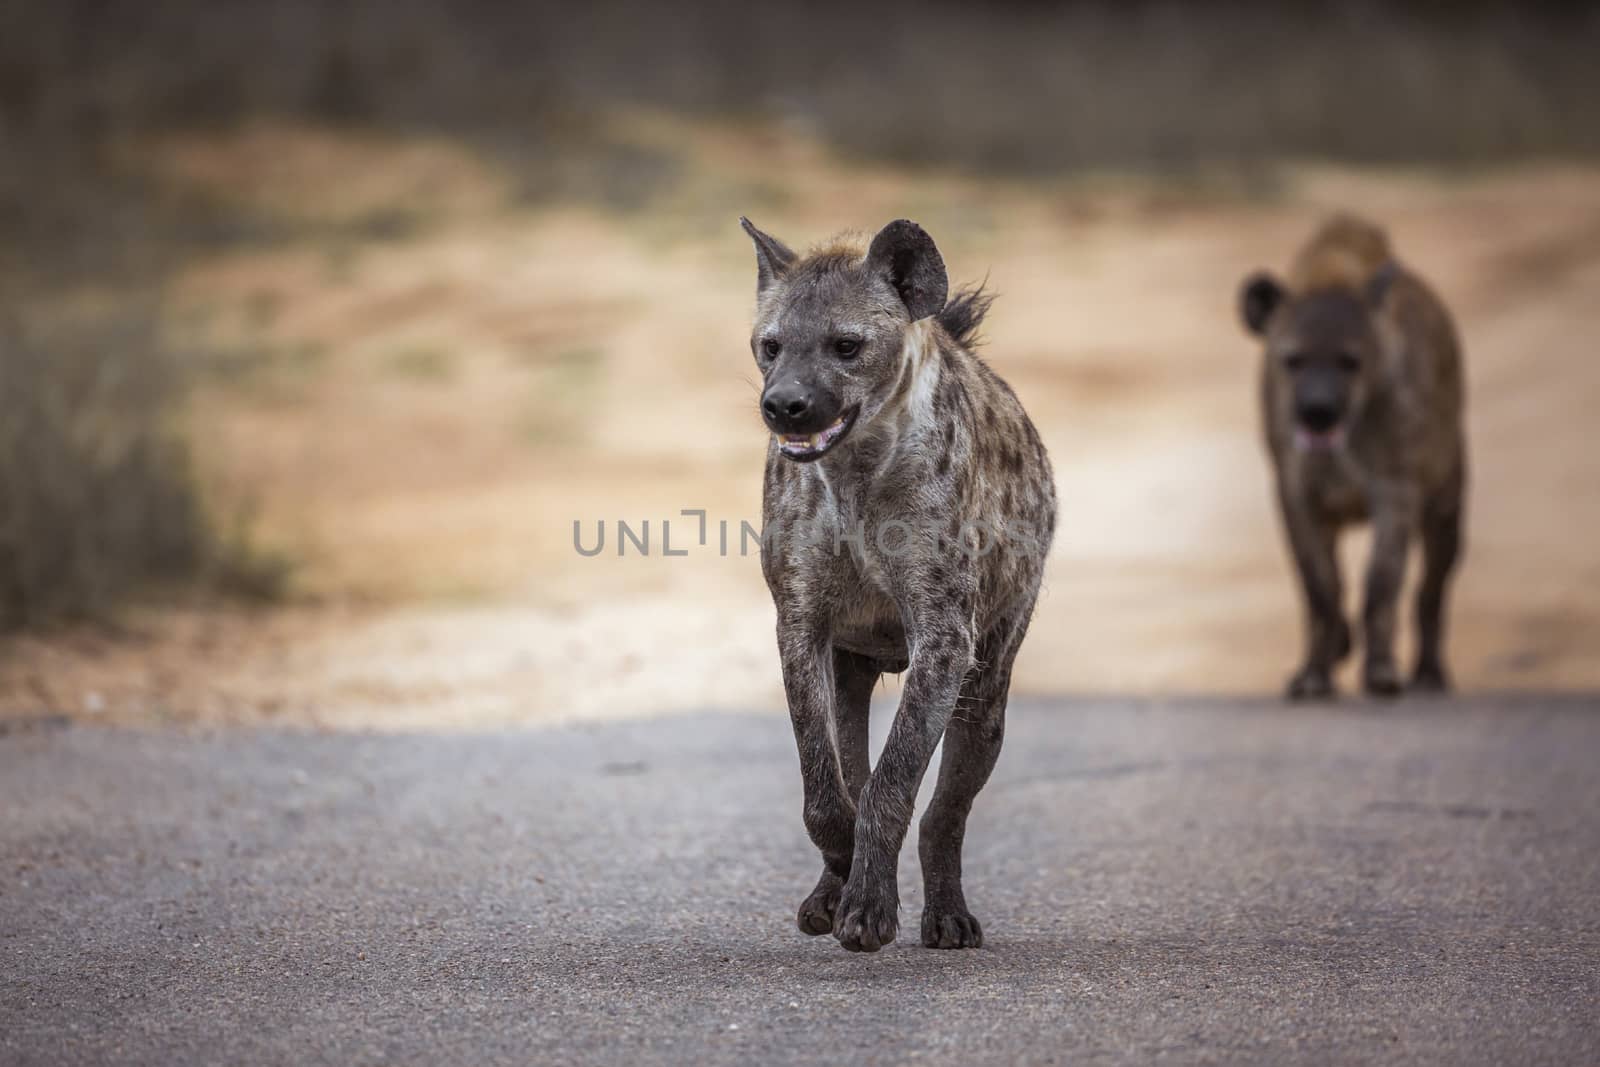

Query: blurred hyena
1239 215 1467 700
740 217 1056 951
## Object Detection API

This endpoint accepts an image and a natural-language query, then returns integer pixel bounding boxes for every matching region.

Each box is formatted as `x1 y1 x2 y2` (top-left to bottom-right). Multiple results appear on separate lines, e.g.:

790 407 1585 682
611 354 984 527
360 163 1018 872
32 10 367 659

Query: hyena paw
797 870 843 936
1286 665 1335 701
921 903 984 949
833 879 899 953
1410 660 1451 694
1364 658 1403 698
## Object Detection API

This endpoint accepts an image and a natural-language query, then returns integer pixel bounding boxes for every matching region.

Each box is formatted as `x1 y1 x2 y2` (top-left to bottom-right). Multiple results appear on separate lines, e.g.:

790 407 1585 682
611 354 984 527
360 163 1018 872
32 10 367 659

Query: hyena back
741 217 1056 951
1239 215 1466 699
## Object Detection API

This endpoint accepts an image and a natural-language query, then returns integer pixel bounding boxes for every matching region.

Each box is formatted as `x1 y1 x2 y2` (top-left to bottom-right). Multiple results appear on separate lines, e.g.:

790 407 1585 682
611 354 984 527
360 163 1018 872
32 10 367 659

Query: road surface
3 695 1598 1064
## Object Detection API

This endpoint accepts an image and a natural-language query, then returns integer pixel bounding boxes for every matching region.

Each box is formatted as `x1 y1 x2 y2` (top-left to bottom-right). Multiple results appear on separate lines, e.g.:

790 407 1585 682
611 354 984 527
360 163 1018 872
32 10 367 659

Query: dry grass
4 115 1598 727
0 305 203 627
1 2 1597 715
3 3 1598 173
0 116 295 629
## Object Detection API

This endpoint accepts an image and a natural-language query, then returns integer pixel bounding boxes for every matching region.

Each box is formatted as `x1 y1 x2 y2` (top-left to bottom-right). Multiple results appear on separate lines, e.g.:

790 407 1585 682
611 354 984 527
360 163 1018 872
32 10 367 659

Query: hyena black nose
1296 399 1340 432
762 387 812 430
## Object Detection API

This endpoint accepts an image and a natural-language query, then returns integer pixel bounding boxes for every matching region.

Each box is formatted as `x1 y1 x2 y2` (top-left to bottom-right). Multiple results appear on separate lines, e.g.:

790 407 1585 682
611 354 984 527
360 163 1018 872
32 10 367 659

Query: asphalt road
3 695 1598 1065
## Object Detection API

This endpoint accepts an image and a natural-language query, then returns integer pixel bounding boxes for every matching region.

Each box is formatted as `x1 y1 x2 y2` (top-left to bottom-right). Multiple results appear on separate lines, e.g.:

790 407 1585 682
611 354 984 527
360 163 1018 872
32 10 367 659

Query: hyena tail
938 282 996 348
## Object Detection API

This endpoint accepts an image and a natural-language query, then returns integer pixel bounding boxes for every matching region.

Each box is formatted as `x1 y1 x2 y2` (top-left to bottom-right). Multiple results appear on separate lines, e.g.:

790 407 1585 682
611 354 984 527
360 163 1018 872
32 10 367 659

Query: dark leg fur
917 619 1025 949
1412 467 1464 692
777 628 856 900
797 650 877 936
834 610 974 952
1279 488 1348 700
1361 510 1413 698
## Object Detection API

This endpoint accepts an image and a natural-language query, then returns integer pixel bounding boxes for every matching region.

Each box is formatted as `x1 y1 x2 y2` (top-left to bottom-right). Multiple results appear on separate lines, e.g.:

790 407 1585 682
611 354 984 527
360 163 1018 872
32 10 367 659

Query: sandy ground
3 115 1598 728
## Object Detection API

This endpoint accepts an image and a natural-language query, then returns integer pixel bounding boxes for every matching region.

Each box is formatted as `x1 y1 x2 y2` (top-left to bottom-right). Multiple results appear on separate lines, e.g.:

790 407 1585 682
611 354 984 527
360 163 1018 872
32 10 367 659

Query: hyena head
740 217 948 462
1238 266 1396 452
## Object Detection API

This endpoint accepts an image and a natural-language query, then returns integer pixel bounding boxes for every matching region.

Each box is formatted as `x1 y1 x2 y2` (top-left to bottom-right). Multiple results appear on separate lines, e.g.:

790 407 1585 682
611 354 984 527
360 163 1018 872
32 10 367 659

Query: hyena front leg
1361 489 1419 698
1412 465 1464 693
918 614 1027 949
835 603 974 953
797 649 878 936
776 624 857 932
1278 485 1349 700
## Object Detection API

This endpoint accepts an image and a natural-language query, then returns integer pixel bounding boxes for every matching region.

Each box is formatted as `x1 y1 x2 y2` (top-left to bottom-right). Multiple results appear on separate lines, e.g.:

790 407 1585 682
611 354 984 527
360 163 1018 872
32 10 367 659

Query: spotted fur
742 217 1056 951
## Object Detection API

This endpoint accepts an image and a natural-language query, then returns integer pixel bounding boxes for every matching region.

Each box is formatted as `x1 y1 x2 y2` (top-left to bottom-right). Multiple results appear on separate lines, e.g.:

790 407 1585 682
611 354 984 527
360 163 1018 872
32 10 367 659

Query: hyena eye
1283 352 1308 373
1335 351 1361 373
833 338 861 358
762 338 781 359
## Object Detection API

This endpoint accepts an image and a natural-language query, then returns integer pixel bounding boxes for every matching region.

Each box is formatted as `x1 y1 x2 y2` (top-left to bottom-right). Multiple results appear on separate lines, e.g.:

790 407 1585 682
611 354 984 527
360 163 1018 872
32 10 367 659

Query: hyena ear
739 217 797 295
1239 271 1286 337
866 219 948 321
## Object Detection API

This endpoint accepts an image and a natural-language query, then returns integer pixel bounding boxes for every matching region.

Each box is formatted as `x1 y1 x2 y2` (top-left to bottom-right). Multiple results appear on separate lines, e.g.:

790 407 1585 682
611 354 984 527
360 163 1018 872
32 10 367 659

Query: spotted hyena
740 217 1056 952
1239 215 1467 700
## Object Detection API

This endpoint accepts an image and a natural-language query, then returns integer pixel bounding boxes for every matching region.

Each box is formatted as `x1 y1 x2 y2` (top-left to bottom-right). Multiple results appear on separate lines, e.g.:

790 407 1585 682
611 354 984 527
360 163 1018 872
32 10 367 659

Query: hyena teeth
778 417 846 452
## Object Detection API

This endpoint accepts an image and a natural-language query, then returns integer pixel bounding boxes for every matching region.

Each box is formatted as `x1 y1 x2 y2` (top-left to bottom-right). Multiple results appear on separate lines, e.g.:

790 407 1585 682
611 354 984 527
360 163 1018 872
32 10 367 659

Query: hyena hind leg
797 649 878 936
1412 476 1464 692
916 622 1023 949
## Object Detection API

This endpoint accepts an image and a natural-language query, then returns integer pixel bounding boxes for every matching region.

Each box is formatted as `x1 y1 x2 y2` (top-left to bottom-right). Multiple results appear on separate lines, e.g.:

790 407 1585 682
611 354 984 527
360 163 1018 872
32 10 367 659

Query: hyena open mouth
1293 425 1346 452
775 405 859 461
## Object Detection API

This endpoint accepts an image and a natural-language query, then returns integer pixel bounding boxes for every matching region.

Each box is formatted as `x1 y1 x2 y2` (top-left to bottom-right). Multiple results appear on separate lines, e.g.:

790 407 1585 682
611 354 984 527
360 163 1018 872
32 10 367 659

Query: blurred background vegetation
1 1 1598 720
7 1 1600 168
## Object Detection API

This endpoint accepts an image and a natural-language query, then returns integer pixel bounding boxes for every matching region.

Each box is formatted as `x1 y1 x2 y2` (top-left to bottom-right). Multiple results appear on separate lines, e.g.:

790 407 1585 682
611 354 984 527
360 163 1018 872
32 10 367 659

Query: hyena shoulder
1289 214 1394 292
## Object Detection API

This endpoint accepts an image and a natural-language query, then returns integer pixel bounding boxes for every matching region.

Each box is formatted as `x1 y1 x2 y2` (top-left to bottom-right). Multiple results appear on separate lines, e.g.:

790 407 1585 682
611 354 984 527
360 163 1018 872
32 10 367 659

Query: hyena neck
816 318 951 504
825 319 947 489
874 318 949 456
